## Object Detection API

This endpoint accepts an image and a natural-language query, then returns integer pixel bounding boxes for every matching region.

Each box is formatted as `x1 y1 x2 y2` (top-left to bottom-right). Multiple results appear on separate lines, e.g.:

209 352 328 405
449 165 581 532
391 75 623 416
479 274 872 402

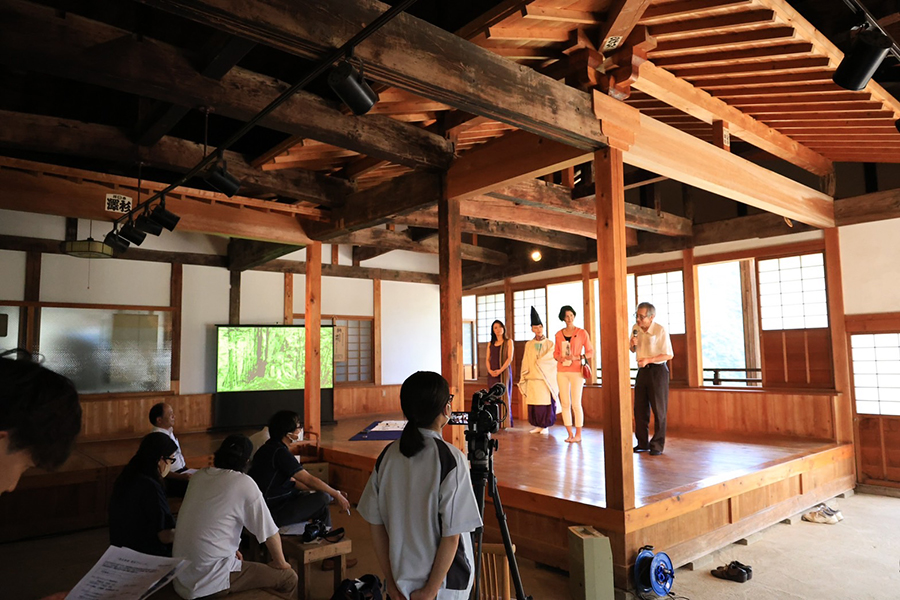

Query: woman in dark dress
108 432 177 556
486 320 514 421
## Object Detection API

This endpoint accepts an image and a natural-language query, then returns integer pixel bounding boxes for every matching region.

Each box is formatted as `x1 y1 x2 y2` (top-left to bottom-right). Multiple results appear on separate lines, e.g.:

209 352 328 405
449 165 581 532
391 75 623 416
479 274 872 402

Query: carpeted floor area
1 491 898 599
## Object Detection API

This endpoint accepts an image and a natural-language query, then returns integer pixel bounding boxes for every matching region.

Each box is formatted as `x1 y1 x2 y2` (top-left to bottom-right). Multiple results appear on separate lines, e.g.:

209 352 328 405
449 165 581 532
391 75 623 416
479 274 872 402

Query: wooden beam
305 242 322 437
0 110 351 206
0 1 454 171
594 147 635 511
284 273 294 325
261 260 440 285
631 62 832 175
582 264 596 384
0 164 313 245
228 239 303 271
439 178 465 451
373 278 382 386
834 187 900 226
134 0 609 150
592 91 835 228
682 249 703 388
599 0 653 52
333 228 508 265
229 270 241 325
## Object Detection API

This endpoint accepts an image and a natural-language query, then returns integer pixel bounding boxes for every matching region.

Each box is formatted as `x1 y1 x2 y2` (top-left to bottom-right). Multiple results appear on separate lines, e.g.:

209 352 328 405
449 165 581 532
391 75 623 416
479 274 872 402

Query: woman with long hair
108 432 178 556
358 372 482 600
485 320 514 418
554 305 594 443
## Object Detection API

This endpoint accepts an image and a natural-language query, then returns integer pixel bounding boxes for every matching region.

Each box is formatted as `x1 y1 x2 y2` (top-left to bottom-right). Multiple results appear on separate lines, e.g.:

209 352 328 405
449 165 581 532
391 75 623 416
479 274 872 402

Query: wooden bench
281 536 352 600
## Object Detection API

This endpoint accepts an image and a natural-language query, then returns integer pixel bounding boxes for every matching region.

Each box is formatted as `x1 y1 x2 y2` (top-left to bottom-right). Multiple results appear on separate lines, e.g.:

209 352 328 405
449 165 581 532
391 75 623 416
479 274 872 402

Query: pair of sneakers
711 560 752 583
801 503 843 524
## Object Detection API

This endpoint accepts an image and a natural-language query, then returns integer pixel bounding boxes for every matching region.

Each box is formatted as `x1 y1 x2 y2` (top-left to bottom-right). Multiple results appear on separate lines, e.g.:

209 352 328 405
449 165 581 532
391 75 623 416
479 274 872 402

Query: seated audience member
0 351 81 495
108 432 177 557
149 402 192 496
249 410 351 529
173 434 297 600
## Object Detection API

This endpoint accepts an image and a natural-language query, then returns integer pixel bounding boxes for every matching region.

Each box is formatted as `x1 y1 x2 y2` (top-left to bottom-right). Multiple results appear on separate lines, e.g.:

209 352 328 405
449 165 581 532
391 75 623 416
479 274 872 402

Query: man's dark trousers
634 363 669 453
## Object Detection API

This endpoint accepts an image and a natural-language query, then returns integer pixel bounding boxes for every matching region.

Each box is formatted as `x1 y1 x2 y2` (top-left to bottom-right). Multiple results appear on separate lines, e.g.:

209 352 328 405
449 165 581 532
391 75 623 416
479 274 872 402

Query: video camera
302 519 345 543
467 382 508 435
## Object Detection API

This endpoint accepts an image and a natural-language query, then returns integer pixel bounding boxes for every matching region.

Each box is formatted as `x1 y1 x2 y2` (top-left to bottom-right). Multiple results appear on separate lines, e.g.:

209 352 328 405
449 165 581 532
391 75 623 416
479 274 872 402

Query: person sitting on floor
173 434 297 600
149 402 192 496
108 432 177 557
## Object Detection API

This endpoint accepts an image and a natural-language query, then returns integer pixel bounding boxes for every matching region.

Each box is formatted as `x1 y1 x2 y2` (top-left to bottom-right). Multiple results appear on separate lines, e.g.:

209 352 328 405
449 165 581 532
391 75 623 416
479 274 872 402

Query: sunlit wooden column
682 248 703 387
825 228 853 443
305 242 322 438
284 273 293 324
438 176 465 450
582 263 597 383
595 147 635 511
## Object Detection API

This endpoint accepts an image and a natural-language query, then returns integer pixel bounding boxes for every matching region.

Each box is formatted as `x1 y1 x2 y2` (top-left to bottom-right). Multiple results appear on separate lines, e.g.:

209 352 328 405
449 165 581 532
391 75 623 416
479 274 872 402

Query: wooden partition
79 393 214 441
333 384 403 418
762 328 834 388
857 415 900 486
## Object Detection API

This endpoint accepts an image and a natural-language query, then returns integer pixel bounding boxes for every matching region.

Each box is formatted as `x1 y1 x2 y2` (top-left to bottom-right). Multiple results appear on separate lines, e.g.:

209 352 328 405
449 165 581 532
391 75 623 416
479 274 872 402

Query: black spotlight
103 229 130 252
205 160 241 197
135 212 163 236
328 61 379 115
148 198 180 232
119 220 146 246
833 27 892 90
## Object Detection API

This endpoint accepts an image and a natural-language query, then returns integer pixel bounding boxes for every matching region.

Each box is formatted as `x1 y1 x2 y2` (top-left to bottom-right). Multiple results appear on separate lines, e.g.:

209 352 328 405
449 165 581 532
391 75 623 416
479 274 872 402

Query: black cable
839 0 900 60
113 0 420 228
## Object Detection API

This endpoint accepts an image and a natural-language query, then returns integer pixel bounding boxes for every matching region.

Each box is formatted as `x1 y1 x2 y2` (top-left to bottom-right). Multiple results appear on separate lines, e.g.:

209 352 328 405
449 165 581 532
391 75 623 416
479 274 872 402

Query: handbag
581 358 592 381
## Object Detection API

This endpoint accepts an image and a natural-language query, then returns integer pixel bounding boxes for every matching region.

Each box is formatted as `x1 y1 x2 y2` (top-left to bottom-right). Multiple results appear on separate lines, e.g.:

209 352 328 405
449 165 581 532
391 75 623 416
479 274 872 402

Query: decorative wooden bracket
598 26 657 100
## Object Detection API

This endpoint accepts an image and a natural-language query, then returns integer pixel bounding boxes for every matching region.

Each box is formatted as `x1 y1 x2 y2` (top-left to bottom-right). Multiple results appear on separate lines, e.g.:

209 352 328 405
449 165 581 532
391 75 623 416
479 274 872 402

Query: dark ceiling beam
393 213 588 251
333 228 508 265
135 34 256 146
0 110 350 206
227 239 302 271
0 1 454 171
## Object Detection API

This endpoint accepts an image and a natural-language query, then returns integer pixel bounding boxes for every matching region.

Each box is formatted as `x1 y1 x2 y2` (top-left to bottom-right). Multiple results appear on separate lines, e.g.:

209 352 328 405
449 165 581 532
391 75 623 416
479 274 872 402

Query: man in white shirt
173 434 297 599
629 302 674 456
149 403 191 496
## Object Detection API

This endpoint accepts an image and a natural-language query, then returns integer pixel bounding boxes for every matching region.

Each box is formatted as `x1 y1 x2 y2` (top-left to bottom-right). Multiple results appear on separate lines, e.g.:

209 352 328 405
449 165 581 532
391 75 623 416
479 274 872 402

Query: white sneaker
539 428 549 435
529 427 542 434
802 509 839 524
820 504 844 521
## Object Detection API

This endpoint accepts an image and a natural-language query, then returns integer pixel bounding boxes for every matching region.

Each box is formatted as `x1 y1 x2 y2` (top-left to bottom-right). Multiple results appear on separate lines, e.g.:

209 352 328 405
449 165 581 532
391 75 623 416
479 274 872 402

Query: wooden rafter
332 228 507 265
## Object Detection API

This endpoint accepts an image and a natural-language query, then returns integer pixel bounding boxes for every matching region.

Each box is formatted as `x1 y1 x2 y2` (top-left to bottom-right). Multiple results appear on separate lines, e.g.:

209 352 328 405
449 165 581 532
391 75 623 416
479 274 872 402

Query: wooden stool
281 536 352 600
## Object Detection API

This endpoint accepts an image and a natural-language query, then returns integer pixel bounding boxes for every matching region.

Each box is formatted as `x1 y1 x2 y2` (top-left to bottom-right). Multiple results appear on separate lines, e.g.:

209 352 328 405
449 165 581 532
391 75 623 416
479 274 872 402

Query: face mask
160 461 171 478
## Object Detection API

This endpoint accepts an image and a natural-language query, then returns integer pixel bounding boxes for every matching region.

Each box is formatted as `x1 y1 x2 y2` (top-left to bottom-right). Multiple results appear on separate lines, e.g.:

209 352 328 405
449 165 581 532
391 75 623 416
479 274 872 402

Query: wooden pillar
504 278 523 422
305 243 322 437
373 279 382 386
284 273 293 324
438 176 465 450
20 251 41 352
582 263 597 384
595 147 635 511
170 263 183 394
712 120 730 152
228 271 241 325
682 249 703 387
331 244 340 265
825 229 853 443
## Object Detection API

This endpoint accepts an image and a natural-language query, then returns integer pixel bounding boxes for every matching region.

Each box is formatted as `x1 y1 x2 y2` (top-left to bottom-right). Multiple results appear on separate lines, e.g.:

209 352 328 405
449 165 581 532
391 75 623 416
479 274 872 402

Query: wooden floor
318 413 838 508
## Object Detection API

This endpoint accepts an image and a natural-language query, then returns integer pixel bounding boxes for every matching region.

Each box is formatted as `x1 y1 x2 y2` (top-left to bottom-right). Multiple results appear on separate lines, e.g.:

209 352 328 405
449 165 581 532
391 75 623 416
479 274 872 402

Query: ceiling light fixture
531 250 542 262
328 55 379 115
833 0 900 90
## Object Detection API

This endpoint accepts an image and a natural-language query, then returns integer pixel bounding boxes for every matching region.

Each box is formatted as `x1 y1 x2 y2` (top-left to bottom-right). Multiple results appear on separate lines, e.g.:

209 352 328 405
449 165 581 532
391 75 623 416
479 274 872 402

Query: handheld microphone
632 328 639 338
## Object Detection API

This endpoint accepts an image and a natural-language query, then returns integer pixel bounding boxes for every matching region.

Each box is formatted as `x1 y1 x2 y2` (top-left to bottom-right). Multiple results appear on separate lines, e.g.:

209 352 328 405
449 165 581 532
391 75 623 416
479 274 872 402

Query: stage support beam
305 242 322 438
595 147 635 512
439 176 465 451
825 229 853 444
683 248 703 388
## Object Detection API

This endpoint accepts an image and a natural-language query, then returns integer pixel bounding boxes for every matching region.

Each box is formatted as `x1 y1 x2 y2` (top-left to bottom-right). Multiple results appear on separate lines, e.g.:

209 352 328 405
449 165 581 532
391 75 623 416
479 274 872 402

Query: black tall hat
530 306 542 327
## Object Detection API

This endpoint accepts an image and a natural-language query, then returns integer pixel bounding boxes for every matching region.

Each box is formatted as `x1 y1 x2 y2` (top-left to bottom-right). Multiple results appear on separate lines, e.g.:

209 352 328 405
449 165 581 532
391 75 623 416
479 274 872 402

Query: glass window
513 288 547 341
333 318 373 384
40 307 172 394
476 293 505 343
547 281 584 329
698 262 750 386
0 305 21 353
635 270 685 335
852 333 900 415
758 253 827 330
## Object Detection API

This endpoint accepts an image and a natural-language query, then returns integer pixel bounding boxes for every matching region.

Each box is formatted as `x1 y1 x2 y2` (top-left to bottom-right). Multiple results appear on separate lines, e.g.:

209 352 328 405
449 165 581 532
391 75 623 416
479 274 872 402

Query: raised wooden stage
321 414 855 589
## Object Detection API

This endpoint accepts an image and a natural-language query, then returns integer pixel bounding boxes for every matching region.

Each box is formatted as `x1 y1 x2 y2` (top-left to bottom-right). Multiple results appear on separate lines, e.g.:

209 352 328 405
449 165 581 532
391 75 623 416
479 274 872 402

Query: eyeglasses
635 313 651 321
164 456 177 464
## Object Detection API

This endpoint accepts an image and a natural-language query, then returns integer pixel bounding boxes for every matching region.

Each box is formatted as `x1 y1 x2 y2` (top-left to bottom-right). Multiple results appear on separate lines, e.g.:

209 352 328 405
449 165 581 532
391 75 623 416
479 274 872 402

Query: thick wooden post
373 279 382 386
305 242 322 437
284 272 293 324
582 263 597 384
683 248 703 387
503 277 524 422
20 251 41 353
438 176 465 450
228 270 241 325
595 147 635 511
825 229 853 443
170 263 183 394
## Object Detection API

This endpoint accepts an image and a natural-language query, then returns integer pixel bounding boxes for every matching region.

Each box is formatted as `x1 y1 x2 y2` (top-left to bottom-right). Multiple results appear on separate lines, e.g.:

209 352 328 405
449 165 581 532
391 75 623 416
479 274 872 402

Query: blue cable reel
634 545 675 599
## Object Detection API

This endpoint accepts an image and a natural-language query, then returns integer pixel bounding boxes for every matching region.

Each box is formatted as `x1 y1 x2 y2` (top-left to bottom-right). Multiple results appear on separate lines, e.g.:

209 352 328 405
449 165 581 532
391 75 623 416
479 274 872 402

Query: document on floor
66 545 188 600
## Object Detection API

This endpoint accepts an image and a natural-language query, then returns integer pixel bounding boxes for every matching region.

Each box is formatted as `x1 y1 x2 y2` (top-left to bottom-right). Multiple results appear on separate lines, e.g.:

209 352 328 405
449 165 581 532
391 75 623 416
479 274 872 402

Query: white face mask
160 460 171 478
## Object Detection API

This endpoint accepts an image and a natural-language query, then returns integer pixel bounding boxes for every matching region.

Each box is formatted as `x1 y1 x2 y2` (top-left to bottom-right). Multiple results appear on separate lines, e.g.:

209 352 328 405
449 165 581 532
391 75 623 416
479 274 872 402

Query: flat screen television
214 325 334 428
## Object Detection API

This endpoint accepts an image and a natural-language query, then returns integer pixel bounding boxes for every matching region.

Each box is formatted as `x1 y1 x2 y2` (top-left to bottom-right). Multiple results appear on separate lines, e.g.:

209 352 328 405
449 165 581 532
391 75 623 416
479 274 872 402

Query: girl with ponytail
359 371 482 600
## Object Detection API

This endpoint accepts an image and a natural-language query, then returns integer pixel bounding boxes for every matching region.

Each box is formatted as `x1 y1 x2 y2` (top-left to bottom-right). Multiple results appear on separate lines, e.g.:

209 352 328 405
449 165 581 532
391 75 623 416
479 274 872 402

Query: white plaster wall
181 265 230 394
362 251 439 274
240 271 284 325
840 219 900 315
41 255 171 305
462 295 476 321
321 277 373 316
0 250 26 301
0 209 66 239
381 281 441 384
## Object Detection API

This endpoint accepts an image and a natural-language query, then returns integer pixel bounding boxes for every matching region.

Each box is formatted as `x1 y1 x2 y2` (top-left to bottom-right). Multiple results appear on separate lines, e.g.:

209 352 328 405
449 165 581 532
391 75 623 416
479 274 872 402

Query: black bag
330 574 383 600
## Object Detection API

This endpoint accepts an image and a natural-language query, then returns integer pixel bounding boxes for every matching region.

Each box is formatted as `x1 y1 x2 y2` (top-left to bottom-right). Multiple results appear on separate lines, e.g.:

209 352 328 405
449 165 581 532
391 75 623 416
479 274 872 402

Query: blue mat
349 421 403 441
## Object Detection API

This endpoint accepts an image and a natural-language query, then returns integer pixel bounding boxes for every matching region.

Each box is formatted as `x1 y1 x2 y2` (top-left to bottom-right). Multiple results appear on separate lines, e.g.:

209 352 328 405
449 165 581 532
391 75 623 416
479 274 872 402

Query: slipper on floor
711 564 749 583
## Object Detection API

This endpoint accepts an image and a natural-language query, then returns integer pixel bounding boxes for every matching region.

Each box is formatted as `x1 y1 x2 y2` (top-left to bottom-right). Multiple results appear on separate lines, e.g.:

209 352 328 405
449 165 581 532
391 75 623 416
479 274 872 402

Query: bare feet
564 436 575 443
571 436 582 443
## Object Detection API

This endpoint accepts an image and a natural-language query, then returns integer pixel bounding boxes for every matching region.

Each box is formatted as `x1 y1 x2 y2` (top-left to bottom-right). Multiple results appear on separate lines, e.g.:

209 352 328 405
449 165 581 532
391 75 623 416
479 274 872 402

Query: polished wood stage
319 413 855 587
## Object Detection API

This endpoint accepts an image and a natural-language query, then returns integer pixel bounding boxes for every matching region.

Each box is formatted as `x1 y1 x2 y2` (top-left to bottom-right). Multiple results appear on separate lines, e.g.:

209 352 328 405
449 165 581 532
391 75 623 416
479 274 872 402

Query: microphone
632 328 639 338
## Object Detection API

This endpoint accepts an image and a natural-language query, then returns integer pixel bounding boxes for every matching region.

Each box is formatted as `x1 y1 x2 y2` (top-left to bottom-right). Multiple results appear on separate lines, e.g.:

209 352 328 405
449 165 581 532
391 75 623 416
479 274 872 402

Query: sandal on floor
711 564 749 583
729 560 752 580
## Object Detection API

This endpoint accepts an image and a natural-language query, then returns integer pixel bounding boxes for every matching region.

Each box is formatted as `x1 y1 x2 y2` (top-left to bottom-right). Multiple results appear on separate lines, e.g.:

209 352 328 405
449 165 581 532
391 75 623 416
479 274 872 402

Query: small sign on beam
105 194 133 214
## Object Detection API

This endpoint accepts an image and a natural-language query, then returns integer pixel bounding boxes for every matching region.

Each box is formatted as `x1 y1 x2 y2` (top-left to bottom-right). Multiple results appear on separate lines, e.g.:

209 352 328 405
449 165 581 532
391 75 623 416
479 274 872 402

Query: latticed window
333 318 373 383
758 253 827 330
635 270 685 335
476 293 505 343
513 288 547 341
852 333 900 416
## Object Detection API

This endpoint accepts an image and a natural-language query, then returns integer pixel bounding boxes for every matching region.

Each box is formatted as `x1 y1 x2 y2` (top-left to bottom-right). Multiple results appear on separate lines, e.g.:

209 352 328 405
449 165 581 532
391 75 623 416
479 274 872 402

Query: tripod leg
489 474 532 600
471 469 488 600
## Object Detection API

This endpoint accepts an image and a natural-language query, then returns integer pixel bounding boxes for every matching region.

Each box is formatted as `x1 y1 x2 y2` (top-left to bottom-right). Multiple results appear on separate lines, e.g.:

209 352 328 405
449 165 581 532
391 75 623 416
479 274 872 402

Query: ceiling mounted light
531 250 542 262
205 159 241 197
833 26 893 90
328 60 379 115
104 229 130 253
135 212 163 236
148 194 180 232
119 218 146 246
60 238 114 259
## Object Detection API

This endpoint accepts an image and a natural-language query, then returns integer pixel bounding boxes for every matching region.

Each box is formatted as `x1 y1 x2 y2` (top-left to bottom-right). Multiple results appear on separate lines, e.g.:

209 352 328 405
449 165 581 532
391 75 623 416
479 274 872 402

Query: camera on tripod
467 382 508 435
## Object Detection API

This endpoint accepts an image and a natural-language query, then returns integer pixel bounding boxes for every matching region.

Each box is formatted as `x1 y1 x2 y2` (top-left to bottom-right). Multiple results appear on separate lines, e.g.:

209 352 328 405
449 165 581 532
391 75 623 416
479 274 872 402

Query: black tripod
467 428 532 600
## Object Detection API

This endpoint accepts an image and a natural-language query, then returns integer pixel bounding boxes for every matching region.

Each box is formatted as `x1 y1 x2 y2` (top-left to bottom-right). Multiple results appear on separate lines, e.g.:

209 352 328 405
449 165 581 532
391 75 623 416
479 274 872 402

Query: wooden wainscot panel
669 333 688 384
332 384 403 418
857 416 886 482
882 417 900 483
80 393 214 441
761 329 833 388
